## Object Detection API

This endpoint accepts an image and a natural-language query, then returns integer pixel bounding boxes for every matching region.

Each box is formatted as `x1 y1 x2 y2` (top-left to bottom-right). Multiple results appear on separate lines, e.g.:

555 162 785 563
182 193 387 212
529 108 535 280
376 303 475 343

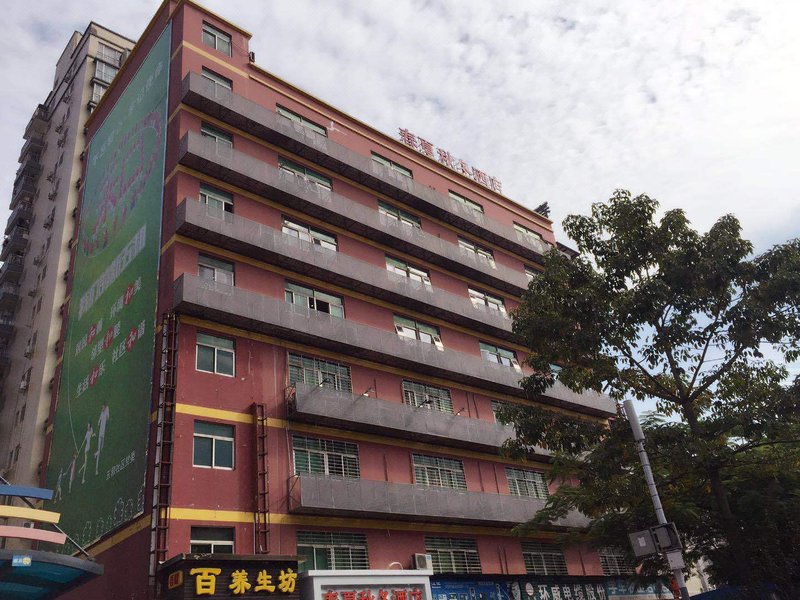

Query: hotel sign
398 128 502 193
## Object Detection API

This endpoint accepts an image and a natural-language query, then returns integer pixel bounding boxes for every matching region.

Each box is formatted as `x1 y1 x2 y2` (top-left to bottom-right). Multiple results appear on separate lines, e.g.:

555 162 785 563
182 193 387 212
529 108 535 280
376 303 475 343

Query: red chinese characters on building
398 128 501 193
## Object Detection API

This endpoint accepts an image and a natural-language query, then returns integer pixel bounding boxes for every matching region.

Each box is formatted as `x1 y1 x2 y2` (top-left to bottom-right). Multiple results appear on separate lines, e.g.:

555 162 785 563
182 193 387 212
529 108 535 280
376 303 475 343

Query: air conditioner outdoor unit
413 553 433 570
19 381 28 392
22 521 34 529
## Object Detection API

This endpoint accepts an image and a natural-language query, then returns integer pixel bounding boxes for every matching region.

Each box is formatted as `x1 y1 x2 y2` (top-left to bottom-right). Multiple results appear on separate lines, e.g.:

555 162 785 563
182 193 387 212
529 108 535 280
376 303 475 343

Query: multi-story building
0 22 134 543
43 2 619 598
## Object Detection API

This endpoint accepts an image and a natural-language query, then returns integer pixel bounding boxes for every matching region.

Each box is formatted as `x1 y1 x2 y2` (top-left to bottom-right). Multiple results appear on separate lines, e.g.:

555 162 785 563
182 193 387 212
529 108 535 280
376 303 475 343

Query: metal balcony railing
5 202 33 235
0 255 25 286
10 176 37 210
23 104 48 140
1 227 29 261
0 283 20 311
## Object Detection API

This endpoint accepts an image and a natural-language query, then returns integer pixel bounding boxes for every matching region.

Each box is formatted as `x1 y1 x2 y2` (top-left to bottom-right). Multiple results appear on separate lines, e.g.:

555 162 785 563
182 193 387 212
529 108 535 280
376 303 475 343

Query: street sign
12 555 32 567
666 550 686 570
651 523 682 552
629 530 658 557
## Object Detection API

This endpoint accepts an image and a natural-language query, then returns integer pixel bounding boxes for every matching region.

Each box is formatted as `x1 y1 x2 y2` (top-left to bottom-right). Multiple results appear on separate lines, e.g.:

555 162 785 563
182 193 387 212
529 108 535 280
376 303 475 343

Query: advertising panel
45 23 171 547
431 577 671 600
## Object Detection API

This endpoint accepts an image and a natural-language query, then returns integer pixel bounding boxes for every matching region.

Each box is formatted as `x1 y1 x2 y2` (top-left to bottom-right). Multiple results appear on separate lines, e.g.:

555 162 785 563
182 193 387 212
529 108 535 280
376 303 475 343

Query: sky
2 1 799 400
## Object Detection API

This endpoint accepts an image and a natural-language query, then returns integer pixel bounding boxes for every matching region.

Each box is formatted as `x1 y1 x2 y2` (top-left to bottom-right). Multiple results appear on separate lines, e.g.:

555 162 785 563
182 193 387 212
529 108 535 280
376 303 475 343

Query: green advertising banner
46 24 171 547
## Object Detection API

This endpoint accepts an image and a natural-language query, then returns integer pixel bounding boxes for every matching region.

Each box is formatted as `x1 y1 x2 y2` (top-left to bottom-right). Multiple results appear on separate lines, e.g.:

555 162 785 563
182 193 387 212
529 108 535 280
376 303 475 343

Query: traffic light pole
623 400 691 600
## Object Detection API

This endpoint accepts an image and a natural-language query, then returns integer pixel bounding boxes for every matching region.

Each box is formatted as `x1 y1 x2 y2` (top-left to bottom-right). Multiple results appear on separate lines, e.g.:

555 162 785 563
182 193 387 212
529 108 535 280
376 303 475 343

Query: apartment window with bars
448 190 484 214
277 105 327 137
491 399 510 423
506 467 549 499
385 256 431 287
297 532 369 572
521 542 568 576
94 61 118 84
378 201 420 228
425 537 481 574
458 237 495 265
288 353 352 392
599 547 636 576
199 184 233 213
285 282 344 318
202 22 232 56
413 454 466 490
91 82 107 104
293 435 360 478
469 288 506 313
193 421 234 469
201 123 233 152
196 333 235 376
199 254 234 286
480 342 521 370
371 152 412 178
96 42 123 65
190 527 234 554
282 218 337 251
278 157 332 190
394 315 443 350
402 381 453 413
201 67 232 90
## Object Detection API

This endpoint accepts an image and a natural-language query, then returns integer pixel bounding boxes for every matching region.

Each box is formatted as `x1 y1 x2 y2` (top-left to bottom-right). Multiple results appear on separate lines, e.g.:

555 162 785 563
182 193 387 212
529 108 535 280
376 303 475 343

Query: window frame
202 22 232 56
425 537 481 574
524 266 539 282
199 254 234 286
199 184 233 213
94 61 118 84
196 332 235 377
521 542 568 576
458 237 495 265
278 157 332 190
96 42 123 65
480 342 521 370
200 123 233 152
468 288 506 313
413 453 466 490
285 282 344 318
394 315 443 350
190 526 235 554
192 421 235 470
505 467 549 499
385 256 431 287
277 105 327 137
91 82 107 104
288 353 352 392
201 67 233 91
378 201 421 228
282 217 337 251
292 435 360 478
402 380 453 413
448 190 484 214
599 547 636 576
371 152 412 178
297 531 369 572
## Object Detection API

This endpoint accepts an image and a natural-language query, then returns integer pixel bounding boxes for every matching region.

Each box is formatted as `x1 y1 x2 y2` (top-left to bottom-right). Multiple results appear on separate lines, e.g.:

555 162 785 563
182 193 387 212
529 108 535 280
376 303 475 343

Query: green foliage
507 190 800 597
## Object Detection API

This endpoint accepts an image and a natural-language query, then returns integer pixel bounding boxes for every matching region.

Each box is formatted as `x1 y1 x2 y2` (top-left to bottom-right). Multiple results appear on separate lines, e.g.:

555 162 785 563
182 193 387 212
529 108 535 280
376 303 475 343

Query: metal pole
623 400 691 600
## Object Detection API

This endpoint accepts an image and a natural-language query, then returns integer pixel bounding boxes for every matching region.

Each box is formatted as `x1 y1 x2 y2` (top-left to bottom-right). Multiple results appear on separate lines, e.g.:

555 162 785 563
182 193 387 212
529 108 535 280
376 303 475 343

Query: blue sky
3 0 799 409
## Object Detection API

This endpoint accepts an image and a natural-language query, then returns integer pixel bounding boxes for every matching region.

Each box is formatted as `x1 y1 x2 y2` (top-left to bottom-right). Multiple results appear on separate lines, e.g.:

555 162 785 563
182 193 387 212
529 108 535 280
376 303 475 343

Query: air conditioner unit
413 553 433 570
19 381 28 392
22 521 34 529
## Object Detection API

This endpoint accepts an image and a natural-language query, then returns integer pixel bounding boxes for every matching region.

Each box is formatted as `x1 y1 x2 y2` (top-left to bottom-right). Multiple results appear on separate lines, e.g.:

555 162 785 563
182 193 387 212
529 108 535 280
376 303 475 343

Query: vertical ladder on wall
149 313 179 583
253 402 270 553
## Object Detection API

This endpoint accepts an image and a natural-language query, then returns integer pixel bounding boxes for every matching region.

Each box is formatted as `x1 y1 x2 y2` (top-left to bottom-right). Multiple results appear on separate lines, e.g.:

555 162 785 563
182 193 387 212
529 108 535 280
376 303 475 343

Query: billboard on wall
45 23 171 547
431 577 672 600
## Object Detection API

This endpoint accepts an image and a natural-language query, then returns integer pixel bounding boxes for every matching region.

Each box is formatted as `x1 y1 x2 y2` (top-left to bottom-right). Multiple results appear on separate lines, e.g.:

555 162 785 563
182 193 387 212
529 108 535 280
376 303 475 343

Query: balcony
19 135 44 163
288 473 588 528
176 199 514 340
24 104 49 141
11 176 37 210
0 316 14 342
16 151 42 182
0 284 20 312
5 202 33 235
173 274 615 415
1 227 30 262
181 72 554 266
287 382 547 456
178 132 530 296
0 255 25 286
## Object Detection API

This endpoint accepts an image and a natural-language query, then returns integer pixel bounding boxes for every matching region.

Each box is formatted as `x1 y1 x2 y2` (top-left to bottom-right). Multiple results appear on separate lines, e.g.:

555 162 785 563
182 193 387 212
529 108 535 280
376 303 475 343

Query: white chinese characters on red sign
398 128 502 194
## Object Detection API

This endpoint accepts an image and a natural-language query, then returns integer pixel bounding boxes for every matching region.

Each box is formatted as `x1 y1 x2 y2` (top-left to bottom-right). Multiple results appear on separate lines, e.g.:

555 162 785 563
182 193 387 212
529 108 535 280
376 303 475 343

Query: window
514 222 543 241
196 333 235 376
193 421 234 469
385 257 430 287
91 82 107 104
506 467 549 499
202 22 232 56
599 547 635 576
285 282 344 318
293 435 360 478
94 61 118 84
277 105 327 137
413 454 466 490
449 191 484 214
394 316 443 349
199 184 233 213
480 342 521 370
96 42 123 65
521 542 568 576
190 527 234 554
378 201 420 228
201 67 232 90
371 152 412 178
469 289 506 313
524 266 539 282
278 157 332 190
201 123 233 152
490 400 508 422
402 381 453 413
425 537 481 574
458 237 494 265
288 353 352 392
297 532 368 572
199 255 234 285
282 218 337 251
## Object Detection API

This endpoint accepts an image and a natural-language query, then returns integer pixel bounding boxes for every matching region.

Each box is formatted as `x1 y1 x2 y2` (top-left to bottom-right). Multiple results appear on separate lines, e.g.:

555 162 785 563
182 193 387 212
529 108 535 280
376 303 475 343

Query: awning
0 549 103 599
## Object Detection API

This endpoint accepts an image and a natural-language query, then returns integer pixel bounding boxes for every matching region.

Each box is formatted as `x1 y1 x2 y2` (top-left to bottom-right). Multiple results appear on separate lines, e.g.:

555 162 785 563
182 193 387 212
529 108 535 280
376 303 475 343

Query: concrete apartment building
38 3 651 599
0 23 134 536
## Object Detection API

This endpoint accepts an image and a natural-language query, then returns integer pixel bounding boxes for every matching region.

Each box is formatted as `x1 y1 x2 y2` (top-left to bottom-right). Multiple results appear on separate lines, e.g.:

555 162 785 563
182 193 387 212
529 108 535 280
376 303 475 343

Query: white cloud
2 0 799 255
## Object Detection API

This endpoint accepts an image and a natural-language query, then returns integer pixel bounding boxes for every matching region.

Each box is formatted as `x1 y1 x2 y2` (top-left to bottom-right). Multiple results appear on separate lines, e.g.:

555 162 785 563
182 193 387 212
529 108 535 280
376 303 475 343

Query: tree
500 190 800 597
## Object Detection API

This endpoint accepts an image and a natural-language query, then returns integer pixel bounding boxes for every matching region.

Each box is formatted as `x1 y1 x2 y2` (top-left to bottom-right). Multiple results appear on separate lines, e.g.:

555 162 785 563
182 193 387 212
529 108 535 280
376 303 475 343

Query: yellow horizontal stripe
175 403 254 424
86 514 151 557
0 505 61 524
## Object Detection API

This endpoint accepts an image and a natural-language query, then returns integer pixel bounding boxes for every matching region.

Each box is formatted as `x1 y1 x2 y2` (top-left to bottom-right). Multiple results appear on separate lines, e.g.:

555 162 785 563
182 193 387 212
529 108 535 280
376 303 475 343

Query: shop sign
321 586 426 600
